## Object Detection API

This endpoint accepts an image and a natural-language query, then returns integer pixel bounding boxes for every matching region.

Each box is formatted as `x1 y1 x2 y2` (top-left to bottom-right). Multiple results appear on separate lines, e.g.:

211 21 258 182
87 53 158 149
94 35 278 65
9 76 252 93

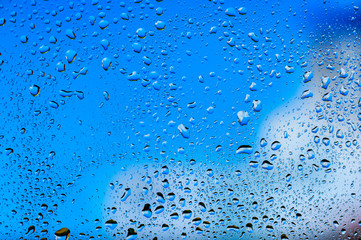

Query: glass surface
0 0 360 239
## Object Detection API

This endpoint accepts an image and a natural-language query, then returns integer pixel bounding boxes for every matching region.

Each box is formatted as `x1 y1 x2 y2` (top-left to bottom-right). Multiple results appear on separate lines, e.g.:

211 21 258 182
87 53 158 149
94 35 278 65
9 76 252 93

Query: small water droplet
29 85 40 96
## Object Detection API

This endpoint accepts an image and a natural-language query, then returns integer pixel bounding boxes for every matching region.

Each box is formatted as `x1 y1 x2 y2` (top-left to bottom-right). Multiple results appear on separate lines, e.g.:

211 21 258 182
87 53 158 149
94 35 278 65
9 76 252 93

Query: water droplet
156 7 163 15
321 76 330 89
126 228 137 240
301 90 313 99
65 29 76 39
285 66 295 73
98 20 109 29
29 85 40 96
246 223 253 233
55 228 70 240
236 145 253 154
103 91 110 101
142 204 152 218
127 71 141 81
238 7 247 15
237 111 250 125
182 210 192 219
303 71 313 82
0 18 6 26
132 42 142 53
100 39 110 50
262 161 274 170
49 101 59 109
281 234 289 240
56 62 66 72
260 138 268 147
225 7 236 17
178 124 190 138
120 188 131 201
105 220 118 230
65 50 77 63
136 28 147 38
102 57 112 70
155 21 166 30
271 141 281 150
39 45 50 54
320 159 331 168
5 148 14 156
20 35 28 43
252 100 262 112
25 225 35 235
248 32 259 42
142 56 152 65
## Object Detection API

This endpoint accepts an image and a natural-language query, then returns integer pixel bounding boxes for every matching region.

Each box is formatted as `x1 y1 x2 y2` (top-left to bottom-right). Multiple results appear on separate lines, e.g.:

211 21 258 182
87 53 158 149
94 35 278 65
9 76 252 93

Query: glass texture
0 0 360 239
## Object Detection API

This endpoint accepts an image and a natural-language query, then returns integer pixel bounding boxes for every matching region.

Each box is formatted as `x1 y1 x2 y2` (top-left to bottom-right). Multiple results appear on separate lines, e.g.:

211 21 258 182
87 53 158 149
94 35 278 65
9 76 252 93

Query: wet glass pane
0 0 360 239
